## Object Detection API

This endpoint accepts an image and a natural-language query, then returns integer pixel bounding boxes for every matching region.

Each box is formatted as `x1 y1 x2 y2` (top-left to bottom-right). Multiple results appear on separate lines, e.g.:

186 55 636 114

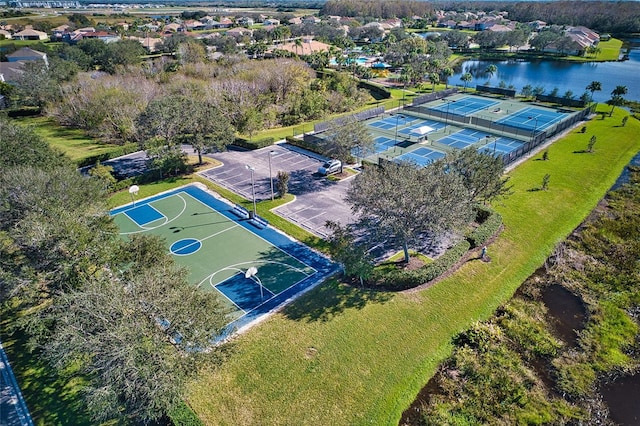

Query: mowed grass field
185 107 640 425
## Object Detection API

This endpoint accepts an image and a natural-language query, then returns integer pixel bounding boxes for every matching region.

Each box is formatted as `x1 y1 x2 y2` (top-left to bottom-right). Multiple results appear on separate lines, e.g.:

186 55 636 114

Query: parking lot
201 144 356 237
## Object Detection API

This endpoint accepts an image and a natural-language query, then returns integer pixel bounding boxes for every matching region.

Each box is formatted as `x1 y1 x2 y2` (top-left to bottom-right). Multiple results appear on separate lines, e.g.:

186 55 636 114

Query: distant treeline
445 1 640 34
320 0 640 34
321 0 435 19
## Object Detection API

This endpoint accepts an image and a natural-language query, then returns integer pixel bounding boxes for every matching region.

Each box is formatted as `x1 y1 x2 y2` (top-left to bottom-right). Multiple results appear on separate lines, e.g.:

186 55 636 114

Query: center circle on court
170 238 202 255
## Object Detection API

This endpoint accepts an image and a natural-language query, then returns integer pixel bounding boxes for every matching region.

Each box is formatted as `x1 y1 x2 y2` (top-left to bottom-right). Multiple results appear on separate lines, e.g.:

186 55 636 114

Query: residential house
6 47 48 66
528 20 547 31
218 17 233 28
272 37 334 55
302 16 321 24
0 61 25 84
226 27 253 38
77 31 120 43
12 28 48 41
163 23 182 33
263 18 280 26
0 29 11 39
130 36 163 52
236 16 254 27
288 17 302 25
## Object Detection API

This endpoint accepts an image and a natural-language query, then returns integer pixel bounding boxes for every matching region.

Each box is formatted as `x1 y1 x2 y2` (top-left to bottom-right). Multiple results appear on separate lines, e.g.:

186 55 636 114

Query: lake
450 39 640 102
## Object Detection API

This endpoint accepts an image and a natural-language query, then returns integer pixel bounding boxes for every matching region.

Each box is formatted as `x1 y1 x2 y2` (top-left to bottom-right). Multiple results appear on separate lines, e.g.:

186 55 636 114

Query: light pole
443 99 455 132
268 150 275 201
245 164 257 217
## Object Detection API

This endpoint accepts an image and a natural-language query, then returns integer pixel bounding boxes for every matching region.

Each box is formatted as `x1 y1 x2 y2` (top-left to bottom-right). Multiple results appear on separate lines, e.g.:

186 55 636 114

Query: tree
88 161 116 190
441 67 454 89
428 72 440 91
325 220 373 287
585 81 601 103
323 117 374 171
346 162 473 263
622 116 629 127
521 84 533 98
444 148 512 205
0 122 228 423
587 135 597 152
484 64 498 85
541 173 550 190
184 100 235 164
41 234 228 423
608 85 627 116
460 72 473 92
276 170 290 198
98 39 146 73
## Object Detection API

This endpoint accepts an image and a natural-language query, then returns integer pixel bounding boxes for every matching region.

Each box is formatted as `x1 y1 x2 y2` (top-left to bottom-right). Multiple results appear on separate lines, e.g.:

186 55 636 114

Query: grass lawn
184 107 640 425
14 116 122 164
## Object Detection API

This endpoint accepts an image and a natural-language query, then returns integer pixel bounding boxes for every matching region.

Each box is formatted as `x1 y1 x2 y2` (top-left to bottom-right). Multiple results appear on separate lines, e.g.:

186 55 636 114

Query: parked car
318 159 341 176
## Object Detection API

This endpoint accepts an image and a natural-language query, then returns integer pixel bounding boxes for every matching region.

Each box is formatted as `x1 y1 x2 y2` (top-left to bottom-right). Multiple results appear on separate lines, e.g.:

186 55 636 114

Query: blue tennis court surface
395 147 446 166
496 106 568 131
430 96 499 116
398 119 446 138
368 114 418 131
438 128 524 153
125 203 165 226
479 137 525 155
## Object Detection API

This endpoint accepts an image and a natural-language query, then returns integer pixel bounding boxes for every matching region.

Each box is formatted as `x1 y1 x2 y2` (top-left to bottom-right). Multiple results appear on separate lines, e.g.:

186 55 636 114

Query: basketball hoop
129 185 139 207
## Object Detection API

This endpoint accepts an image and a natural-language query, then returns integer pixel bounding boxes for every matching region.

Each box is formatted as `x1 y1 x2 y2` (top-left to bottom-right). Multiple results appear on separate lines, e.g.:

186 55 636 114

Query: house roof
6 47 47 59
0 61 25 82
13 28 47 37
274 38 333 55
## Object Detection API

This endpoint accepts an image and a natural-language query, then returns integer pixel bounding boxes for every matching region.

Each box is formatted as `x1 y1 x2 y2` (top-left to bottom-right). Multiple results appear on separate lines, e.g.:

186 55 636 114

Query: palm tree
460 72 473 92
441 67 454 89
585 81 602 103
484 64 497 85
294 38 303 56
429 73 440 92
609 85 627 116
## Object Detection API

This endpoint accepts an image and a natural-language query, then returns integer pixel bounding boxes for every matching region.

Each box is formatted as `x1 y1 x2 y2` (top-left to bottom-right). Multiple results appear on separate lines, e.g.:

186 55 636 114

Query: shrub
233 137 274 150
467 210 503 248
284 135 325 155
372 239 471 290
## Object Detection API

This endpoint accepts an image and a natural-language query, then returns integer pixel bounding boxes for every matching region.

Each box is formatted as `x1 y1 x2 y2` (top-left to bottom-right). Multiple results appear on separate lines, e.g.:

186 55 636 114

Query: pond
450 38 640 102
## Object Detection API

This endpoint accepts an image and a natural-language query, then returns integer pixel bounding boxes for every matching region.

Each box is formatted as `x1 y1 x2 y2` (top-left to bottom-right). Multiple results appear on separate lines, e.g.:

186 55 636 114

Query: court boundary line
117 194 188 235
182 190 319 275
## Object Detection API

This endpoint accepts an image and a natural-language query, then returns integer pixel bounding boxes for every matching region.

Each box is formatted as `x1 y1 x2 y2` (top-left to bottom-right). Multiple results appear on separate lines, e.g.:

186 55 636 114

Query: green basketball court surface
110 184 338 338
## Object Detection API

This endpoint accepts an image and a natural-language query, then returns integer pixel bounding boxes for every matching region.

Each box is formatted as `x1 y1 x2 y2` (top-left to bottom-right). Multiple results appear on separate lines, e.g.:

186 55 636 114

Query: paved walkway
0 340 33 426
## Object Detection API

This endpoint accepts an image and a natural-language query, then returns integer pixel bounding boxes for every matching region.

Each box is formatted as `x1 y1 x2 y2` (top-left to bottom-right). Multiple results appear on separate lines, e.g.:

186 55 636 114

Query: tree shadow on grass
0 326 93 426
282 280 393 323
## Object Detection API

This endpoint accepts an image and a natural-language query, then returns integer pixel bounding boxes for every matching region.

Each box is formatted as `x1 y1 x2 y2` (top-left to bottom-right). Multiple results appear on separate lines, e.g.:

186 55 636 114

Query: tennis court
397 119 446 138
430 96 499 116
496 106 569 131
367 114 419 131
110 184 337 336
394 146 447 167
479 137 526 156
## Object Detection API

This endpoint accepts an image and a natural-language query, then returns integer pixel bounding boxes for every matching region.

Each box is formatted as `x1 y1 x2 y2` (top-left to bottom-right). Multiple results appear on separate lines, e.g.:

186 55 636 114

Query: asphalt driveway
201 144 356 237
